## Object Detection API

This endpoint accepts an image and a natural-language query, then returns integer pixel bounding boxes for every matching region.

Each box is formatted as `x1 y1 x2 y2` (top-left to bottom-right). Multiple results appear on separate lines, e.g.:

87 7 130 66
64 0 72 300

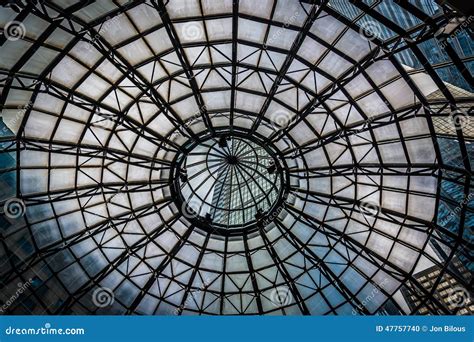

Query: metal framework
0 0 472 315
169 132 287 235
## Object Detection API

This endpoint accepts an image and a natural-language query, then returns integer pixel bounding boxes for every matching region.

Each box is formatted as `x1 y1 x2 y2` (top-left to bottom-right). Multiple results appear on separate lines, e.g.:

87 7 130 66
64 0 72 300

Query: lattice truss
0 0 472 315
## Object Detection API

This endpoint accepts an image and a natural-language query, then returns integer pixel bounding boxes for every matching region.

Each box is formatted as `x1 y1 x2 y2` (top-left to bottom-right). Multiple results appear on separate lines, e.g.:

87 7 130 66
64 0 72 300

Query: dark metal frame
169 130 289 236
0 0 472 315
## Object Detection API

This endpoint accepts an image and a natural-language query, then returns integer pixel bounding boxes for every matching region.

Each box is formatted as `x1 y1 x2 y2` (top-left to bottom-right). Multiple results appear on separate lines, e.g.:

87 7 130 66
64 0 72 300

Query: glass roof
176 136 283 232
0 0 472 315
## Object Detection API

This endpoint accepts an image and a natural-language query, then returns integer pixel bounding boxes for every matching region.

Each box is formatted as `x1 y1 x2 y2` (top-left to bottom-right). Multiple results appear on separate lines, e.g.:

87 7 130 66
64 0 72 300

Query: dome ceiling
0 0 472 315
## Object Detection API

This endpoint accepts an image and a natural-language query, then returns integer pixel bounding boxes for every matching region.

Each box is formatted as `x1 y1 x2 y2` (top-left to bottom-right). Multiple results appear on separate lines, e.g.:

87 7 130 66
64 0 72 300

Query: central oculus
175 136 284 233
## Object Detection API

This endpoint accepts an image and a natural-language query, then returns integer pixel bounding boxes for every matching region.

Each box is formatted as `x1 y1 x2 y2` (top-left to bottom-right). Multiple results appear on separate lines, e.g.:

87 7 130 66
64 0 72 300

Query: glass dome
0 0 472 315
173 135 285 234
